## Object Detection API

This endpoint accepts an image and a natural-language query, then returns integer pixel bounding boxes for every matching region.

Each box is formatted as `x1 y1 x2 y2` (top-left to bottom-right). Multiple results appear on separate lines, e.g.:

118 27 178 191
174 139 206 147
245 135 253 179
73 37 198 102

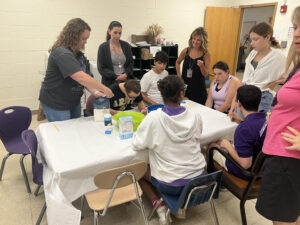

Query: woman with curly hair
39 18 113 122
176 27 211 105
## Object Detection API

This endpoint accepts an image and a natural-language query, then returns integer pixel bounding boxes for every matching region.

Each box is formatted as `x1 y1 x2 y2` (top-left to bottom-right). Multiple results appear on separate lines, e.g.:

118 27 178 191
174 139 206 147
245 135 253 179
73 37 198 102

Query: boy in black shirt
95 80 146 115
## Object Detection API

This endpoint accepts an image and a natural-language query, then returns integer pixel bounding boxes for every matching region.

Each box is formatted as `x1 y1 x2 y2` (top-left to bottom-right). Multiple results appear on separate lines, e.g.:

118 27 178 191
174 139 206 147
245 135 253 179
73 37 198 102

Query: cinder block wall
0 0 295 110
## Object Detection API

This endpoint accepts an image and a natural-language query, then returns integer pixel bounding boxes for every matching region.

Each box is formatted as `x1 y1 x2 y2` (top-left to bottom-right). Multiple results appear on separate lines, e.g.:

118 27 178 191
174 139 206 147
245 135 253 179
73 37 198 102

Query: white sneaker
173 208 186 219
156 206 168 225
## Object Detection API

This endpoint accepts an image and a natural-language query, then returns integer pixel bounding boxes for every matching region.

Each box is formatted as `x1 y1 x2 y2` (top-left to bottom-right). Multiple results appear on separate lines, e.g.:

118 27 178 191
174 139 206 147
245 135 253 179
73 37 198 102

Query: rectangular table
37 100 237 225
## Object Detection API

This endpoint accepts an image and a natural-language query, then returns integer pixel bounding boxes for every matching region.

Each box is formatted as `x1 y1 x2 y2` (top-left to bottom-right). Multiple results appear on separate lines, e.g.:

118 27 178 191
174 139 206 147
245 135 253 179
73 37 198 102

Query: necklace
110 40 122 55
110 40 123 72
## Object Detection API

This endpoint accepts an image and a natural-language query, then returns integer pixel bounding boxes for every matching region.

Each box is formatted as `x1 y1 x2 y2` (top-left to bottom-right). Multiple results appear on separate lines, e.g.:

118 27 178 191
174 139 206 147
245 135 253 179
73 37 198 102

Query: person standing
176 27 211 105
255 6 300 225
97 21 134 86
229 22 286 118
39 18 113 122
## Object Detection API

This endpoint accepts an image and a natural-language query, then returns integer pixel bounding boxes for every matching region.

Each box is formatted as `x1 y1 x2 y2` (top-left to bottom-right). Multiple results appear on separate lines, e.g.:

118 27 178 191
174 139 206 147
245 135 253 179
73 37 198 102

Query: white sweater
243 48 286 95
132 108 206 183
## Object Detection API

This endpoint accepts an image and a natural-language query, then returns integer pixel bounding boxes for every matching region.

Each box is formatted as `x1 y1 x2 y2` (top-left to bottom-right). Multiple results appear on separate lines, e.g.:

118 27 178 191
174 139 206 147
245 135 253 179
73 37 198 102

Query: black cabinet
131 45 178 79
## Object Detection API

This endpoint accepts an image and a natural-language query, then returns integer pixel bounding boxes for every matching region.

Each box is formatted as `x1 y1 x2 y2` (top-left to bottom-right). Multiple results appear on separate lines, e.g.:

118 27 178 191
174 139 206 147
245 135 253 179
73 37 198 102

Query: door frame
233 2 278 73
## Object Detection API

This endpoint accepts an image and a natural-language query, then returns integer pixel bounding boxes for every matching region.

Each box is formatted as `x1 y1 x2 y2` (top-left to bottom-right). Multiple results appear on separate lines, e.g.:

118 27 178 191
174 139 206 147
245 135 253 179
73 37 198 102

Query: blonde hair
49 18 91 53
286 6 300 72
188 27 209 53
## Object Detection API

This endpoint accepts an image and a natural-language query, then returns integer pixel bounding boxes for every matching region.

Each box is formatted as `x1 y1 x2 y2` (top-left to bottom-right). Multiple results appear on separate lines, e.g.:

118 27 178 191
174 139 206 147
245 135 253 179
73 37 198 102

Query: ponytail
270 36 281 49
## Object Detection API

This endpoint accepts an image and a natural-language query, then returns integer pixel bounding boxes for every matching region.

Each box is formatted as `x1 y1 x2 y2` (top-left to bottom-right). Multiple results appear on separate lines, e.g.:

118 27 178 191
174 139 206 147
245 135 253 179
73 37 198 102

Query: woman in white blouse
229 22 286 118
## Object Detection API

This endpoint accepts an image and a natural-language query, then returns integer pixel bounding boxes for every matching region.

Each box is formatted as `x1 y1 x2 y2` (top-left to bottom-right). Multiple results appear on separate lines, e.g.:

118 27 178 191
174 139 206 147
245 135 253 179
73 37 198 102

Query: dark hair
106 21 122 41
49 18 91 52
212 61 229 72
250 22 281 48
237 85 261 111
124 79 141 94
155 51 168 64
158 76 185 104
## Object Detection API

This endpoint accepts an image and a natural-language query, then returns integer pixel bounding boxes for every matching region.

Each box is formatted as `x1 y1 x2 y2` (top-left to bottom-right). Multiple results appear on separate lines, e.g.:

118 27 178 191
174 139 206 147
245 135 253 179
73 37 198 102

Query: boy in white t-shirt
140 51 169 105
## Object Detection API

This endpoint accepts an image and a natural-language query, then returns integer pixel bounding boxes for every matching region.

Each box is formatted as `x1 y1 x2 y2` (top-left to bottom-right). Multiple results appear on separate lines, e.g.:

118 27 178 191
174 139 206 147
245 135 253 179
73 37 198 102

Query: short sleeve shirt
226 112 267 179
39 46 93 110
109 83 143 111
140 69 168 104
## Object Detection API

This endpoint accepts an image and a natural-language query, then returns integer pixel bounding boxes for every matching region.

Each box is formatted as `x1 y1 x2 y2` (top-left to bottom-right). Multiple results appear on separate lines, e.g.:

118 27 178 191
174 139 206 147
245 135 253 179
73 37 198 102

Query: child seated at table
132 75 206 224
205 61 242 113
140 51 169 105
209 85 267 179
93 79 147 115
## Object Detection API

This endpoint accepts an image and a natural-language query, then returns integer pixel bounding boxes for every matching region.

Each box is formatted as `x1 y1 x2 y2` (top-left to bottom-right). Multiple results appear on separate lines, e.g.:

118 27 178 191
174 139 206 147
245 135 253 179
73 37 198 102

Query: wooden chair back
94 161 147 189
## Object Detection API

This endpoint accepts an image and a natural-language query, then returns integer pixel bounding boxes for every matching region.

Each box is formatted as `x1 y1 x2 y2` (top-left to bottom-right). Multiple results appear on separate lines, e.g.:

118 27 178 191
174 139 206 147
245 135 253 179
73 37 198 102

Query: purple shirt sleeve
234 124 255 158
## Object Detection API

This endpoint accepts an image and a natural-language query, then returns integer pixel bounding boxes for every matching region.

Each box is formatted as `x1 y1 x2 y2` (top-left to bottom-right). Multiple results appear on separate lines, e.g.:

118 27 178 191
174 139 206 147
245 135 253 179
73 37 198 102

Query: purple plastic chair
22 129 46 225
0 106 32 193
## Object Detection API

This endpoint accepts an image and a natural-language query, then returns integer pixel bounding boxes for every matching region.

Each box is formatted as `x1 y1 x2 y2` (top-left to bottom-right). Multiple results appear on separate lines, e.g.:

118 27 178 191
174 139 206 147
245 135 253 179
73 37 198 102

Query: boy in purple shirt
209 85 267 179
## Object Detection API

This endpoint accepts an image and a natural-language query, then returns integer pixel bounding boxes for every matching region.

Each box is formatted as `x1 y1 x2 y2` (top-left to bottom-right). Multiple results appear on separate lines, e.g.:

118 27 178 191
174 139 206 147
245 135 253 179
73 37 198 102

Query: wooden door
205 7 242 75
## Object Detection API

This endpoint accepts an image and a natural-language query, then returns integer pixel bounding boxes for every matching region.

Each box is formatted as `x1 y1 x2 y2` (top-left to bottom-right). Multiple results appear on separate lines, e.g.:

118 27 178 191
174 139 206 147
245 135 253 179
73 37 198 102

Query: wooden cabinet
131 45 178 79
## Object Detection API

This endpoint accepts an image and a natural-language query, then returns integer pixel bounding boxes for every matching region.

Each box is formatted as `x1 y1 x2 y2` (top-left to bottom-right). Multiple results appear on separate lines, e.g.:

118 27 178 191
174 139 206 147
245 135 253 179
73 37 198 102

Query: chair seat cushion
214 162 261 199
85 183 143 211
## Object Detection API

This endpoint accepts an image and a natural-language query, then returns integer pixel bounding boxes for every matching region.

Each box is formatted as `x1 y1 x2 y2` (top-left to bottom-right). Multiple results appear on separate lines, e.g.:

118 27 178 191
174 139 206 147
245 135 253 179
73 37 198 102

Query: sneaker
156 205 168 225
173 208 186 219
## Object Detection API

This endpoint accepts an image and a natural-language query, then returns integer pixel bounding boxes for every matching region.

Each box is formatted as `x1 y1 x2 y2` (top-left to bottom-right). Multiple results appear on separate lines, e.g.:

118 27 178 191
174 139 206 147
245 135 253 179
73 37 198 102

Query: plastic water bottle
104 114 113 135
93 97 110 122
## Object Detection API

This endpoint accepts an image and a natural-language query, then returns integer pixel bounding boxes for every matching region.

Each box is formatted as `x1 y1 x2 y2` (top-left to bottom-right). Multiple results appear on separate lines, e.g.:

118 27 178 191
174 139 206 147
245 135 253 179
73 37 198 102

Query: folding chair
148 170 223 225
83 161 148 225
208 146 266 225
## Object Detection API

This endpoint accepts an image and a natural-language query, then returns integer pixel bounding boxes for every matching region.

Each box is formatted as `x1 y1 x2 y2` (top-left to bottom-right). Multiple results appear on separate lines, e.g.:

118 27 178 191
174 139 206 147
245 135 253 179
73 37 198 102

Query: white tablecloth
37 100 237 225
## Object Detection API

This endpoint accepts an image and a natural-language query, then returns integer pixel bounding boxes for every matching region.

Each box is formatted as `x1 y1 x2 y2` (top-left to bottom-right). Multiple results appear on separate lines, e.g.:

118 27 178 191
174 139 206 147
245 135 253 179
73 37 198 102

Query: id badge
187 69 193 78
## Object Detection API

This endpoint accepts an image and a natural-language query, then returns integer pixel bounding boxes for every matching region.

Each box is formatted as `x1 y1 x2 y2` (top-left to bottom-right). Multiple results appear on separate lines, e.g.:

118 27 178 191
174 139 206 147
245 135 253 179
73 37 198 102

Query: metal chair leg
34 184 42 196
137 196 149 225
209 199 219 225
0 153 12 180
20 154 31 193
240 200 247 225
148 198 163 220
80 195 85 220
166 208 172 225
94 210 99 225
36 203 46 225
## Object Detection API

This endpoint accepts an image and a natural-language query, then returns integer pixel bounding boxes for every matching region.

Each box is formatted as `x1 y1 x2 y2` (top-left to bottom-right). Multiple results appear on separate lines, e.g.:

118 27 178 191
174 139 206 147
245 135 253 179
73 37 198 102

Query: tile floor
0 114 272 225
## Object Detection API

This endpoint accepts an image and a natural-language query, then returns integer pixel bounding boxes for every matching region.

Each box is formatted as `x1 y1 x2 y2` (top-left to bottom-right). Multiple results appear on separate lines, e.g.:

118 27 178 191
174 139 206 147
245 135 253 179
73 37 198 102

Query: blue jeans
151 177 184 196
41 103 81 122
259 91 273 112
93 97 110 109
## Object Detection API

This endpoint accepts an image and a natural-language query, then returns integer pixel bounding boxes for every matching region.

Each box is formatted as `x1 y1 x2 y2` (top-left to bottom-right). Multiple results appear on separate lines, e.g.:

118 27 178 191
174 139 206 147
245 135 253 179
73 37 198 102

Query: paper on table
150 46 162 55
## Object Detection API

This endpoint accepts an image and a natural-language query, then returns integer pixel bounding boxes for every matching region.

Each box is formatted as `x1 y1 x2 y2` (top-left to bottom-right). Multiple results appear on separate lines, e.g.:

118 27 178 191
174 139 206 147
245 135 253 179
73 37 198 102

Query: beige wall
0 0 297 110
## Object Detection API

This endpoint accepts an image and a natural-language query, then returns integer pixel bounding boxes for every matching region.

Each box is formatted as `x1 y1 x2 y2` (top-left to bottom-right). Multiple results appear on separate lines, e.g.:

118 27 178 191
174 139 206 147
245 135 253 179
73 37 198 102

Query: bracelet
94 90 100 96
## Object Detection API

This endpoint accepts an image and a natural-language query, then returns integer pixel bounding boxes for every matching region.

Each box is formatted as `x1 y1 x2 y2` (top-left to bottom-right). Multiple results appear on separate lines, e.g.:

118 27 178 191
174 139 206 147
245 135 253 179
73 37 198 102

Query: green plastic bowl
113 111 145 131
